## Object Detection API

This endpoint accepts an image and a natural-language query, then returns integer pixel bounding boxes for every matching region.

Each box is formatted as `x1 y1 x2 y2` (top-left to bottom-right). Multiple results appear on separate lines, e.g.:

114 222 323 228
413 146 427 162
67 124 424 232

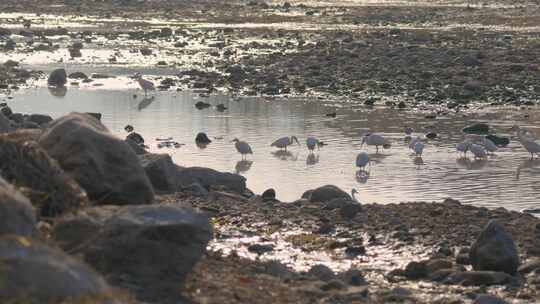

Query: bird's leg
376 146 379 153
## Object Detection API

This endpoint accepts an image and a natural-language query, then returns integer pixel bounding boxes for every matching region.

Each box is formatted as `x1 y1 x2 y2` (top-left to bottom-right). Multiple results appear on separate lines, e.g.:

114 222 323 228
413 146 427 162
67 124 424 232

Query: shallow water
5 82 540 212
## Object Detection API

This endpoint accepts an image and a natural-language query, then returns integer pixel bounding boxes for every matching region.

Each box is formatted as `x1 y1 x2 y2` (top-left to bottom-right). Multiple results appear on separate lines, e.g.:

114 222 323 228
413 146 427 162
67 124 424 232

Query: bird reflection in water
306 153 319 165
196 142 209 149
413 156 424 168
516 158 540 179
235 160 253 174
271 150 298 161
48 86 67 97
456 157 487 170
138 96 155 111
355 169 370 183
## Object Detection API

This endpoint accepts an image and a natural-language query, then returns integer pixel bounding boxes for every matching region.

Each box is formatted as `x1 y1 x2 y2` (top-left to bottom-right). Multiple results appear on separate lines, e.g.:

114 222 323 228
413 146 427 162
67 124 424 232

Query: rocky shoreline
0 110 539 303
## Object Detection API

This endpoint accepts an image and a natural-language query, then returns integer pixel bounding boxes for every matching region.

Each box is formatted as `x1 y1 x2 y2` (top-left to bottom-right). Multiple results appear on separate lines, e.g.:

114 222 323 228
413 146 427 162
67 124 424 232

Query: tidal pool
4 81 540 212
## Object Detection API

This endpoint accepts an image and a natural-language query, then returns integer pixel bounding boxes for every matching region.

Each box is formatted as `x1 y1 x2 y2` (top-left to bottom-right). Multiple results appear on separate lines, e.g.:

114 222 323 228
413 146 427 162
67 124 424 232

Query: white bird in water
361 133 388 153
413 141 425 157
306 137 323 152
456 140 470 156
482 138 498 154
232 138 253 160
514 127 540 159
271 136 300 151
356 151 370 170
134 73 155 96
469 143 487 159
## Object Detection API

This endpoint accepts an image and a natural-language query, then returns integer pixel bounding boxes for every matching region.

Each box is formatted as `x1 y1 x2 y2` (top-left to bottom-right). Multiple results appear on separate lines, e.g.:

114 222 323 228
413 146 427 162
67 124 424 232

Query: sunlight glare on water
6 85 540 211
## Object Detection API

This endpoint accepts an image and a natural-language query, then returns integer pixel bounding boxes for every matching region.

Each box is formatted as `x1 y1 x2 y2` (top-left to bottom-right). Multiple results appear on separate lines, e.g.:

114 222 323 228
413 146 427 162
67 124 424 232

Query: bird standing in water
306 137 323 152
271 136 300 151
232 138 253 160
134 73 155 96
356 152 370 170
361 133 388 153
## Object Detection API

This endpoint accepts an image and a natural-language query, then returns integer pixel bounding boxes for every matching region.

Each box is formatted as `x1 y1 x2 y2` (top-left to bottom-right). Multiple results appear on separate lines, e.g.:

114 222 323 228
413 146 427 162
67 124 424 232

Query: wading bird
514 127 540 159
306 137 323 152
469 143 487 159
361 133 388 153
356 151 370 170
271 136 300 151
456 140 470 156
482 138 498 154
413 141 425 157
134 73 155 96
232 138 253 159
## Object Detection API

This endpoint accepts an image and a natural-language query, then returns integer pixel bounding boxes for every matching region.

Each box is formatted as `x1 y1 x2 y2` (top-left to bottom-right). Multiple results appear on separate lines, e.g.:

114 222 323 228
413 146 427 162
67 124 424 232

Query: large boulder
0 133 88 217
139 153 178 193
176 166 246 194
38 113 154 205
0 177 36 236
47 68 67 87
469 220 519 275
0 113 12 133
0 235 113 302
52 204 213 300
304 185 351 203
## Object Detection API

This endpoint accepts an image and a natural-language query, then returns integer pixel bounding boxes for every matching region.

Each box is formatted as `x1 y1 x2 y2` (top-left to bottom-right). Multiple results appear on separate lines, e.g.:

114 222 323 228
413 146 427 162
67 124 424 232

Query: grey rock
0 235 111 302
320 279 345 291
52 204 212 297
176 166 246 194
39 113 154 205
47 68 67 87
474 295 510 304
126 137 147 155
195 132 212 144
262 188 276 201
182 183 209 197
338 269 367 286
469 220 519 275
0 177 36 236
518 259 540 274
308 264 335 281
139 153 179 193
0 113 12 133
248 243 274 254
445 271 512 286
68 71 88 79
0 133 88 216
463 55 482 66
404 261 429 279
340 203 362 219
27 114 53 126
307 185 351 203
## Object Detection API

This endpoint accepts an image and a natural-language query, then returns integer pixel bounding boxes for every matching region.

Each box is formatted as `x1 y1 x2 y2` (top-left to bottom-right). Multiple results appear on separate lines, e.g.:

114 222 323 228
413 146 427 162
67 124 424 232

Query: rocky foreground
0 110 539 303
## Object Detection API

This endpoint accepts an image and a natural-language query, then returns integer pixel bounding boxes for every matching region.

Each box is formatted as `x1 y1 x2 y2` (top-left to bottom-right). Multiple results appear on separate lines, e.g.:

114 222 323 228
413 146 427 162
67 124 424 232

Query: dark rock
182 182 209 197
10 112 24 123
176 166 246 194
68 72 88 79
320 279 345 291
195 132 212 143
456 253 471 265
0 27 11 36
195 101 211 109
47 68 67 87
126 131 145 145
91 73 114 79
308 185 351 203
474 294 510 304
140 47 152 56
248 243 274 254
226 64 248 82
485 135 509 147
0 235 112 302
262 188 276 201
139 153 179 193
445 271 512 286
338 269 367 286
518 259 540 274
126 138 147 155
69 48 82 58
38 113 154 205
52 204 212 299
1 106 13 117
463 55 482 66
462 123 489 134
27 114 53 125
86 112 101 120
340 203 362 219
0 134 89 216
308 264 335 281
469 220 519 275
427 259 454 274
404 261 429 279
345 245 366 256
0 177 36 236
0 113 12 133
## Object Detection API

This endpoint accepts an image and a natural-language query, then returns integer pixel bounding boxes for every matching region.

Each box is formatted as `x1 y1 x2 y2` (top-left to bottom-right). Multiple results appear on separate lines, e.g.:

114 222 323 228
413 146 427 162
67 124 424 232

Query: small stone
308 264 335 281
320 279 345 291
404 261 429 279
262 188 276 201
473 294 509 304
247 244 274 255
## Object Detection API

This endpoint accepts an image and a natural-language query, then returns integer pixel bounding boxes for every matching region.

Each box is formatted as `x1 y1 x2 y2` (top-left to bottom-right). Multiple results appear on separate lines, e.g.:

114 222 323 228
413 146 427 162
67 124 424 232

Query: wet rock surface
38 113 154 205
0 177 36 236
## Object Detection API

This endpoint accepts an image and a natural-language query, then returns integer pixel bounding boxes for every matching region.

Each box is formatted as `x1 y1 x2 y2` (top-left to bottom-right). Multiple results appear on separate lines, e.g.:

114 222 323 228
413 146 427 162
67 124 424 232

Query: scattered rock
139 153 179 193
0 235 112 302
47 68 67 87
0 177 36 236
445 270 512 286
462 123 489 134
307 264 335 281
469 220 519 275
38 113 154 205
262 188 276 201
195 132 212 143
339 203 362 219
68 71 88 79
176 166 246 194
338 269 367 286
305 185 351 203
403 261 429 279
27 114 53 125
248 243 274 255
182 182 209 197
474 294 510 304
518 259 540 274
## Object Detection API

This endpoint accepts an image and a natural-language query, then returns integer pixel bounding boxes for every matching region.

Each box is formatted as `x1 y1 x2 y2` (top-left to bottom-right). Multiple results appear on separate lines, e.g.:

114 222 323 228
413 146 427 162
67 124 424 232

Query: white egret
469 143 487 159
271 136 300 151
232 138 253 159
351 188 359 202
413 141 425 156
134 73 155 96
356 152 370 169
482 138 498 154
516 129 540 159
456 140 470 156
361 133 387 153
306 137 323 152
